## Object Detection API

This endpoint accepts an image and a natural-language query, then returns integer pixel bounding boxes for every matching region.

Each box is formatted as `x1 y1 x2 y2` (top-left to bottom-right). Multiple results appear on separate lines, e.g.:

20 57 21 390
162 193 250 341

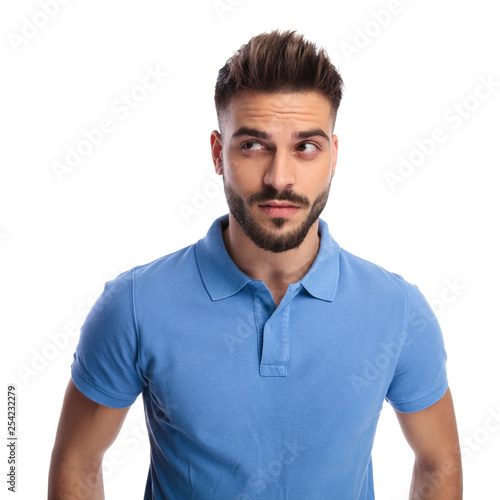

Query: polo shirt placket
249 281 302 377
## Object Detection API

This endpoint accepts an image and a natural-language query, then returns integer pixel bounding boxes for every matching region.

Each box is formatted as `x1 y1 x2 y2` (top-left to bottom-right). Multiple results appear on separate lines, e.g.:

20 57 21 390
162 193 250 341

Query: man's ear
331 134 338 179
210 130 223 175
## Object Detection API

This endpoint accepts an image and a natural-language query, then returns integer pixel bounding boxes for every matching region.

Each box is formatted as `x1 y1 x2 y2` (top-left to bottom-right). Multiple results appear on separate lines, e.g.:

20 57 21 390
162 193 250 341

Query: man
49 30 462 499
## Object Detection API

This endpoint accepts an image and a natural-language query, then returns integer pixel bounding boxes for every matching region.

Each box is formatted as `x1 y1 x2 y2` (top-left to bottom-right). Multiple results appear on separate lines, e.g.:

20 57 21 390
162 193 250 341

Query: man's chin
243 219 313 253
266 217 288 230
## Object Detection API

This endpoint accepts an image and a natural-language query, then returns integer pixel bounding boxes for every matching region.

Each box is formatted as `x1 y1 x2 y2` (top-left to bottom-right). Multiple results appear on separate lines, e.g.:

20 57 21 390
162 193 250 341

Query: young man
49 30 462 499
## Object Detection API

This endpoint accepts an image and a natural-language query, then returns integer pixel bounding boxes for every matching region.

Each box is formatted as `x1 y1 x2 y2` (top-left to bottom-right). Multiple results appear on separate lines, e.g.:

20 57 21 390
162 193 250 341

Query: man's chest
138 288 404 437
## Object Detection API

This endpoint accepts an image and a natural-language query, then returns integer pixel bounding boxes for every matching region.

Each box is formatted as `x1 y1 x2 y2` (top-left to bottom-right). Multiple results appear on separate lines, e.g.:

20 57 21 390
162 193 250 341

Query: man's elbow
48 449 105 500
411 454 463 500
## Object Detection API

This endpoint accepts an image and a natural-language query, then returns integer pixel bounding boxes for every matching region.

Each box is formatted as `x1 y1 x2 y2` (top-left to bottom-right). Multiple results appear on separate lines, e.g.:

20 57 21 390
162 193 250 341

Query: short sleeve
71 269 146 408
385 280 448 413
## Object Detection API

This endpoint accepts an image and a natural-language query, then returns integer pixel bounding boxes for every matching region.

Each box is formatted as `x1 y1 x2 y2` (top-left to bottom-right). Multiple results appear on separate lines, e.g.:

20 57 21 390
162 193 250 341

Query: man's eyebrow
231 127 331 142
293 128 331 143
231 127 271 140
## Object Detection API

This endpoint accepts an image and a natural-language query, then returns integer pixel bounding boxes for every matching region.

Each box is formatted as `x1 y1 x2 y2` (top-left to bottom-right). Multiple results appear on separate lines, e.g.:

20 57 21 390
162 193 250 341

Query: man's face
211 90 338 253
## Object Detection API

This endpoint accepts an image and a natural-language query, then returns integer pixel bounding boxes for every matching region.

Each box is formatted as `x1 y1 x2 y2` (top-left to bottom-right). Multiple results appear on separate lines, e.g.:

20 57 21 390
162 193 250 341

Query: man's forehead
229 90 331 117
223 90 334 134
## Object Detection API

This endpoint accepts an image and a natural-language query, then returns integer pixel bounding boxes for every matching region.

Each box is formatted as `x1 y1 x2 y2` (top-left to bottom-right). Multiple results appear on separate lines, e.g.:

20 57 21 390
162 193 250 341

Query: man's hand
395 387 463 499
48 379 131 499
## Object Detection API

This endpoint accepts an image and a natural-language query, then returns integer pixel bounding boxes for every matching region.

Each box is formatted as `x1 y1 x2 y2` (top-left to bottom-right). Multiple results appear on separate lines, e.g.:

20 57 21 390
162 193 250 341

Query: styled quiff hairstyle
214 29 344 134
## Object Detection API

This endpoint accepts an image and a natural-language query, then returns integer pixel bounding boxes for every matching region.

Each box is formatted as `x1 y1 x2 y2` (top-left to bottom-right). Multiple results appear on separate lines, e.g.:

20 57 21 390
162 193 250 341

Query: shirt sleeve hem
71 365 139 409
388 378 449 413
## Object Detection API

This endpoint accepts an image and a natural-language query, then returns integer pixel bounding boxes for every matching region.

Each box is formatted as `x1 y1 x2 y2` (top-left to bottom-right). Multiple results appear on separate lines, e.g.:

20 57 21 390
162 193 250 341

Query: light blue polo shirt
71 213 448 499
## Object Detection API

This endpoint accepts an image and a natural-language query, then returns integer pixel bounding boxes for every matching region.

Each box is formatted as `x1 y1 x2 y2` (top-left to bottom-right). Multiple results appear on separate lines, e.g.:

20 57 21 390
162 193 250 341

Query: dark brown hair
214 29 344 132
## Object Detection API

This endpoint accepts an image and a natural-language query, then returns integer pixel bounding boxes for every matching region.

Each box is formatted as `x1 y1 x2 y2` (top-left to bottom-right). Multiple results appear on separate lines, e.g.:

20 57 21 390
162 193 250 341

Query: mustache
247 186 310 208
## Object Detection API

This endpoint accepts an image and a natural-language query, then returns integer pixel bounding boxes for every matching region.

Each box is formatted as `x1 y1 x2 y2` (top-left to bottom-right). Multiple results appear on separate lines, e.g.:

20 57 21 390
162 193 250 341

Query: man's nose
262 149 296 192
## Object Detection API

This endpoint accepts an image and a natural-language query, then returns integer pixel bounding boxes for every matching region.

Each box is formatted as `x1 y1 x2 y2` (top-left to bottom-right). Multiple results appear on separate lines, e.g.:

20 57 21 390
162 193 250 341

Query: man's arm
395 387 463 500
48 378 131 500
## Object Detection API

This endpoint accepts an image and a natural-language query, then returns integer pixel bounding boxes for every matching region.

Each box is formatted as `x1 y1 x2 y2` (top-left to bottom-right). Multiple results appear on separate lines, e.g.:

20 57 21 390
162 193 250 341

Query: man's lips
258 201 301 217
259 202 300 208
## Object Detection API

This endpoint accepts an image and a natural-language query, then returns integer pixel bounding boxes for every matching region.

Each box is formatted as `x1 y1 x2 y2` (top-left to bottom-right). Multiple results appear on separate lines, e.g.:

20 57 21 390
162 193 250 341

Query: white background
1 0 499 498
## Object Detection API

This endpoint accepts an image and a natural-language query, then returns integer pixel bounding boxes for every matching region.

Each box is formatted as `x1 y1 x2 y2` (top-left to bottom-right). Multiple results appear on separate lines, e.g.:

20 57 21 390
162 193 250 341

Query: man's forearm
409 458 463 500
48 454 104 500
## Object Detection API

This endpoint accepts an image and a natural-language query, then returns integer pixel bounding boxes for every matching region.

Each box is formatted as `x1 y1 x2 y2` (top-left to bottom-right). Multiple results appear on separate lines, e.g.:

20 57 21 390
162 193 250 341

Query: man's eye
242 141 265 151
297 142 319 153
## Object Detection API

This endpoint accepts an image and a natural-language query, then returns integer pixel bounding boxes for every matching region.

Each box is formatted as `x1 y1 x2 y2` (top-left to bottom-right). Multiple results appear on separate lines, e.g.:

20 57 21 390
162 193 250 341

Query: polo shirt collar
195 214 340 302
300 217 340 302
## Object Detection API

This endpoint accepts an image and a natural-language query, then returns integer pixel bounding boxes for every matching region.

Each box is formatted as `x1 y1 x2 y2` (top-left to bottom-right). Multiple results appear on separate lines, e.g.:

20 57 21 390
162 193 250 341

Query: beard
223 179 331 254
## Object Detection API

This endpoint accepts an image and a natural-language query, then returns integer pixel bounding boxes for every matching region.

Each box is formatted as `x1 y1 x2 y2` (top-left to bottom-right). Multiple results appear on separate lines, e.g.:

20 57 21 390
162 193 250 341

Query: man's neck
221 214 321 306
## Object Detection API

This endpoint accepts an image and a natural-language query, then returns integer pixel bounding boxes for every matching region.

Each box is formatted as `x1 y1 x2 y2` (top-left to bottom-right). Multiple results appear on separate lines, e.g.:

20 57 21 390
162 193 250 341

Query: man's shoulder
337 244 408 293
136 242 196 277
108 241 199 289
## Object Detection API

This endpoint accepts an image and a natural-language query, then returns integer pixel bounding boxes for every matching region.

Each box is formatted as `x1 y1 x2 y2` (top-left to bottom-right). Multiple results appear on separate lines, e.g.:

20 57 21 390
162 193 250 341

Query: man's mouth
258 201 301 218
